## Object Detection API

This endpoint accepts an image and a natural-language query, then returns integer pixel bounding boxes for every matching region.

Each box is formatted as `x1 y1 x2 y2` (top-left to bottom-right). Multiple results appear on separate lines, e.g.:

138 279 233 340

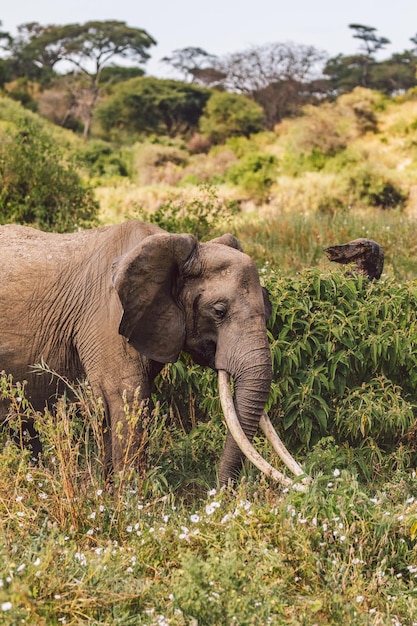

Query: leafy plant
345 163 408 209
136 184 239 240
0 118 98 231
199 91 265 144
75 140 129 178
264 268 417 471
226 152 278 200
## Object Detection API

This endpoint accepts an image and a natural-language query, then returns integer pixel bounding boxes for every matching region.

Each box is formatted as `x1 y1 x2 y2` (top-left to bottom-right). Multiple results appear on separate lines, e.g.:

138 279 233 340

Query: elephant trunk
216 336 273 485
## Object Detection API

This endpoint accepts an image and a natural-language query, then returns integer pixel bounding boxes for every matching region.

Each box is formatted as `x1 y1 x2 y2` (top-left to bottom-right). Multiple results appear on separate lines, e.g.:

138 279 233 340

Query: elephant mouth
186 340 216 369
218 370 311 490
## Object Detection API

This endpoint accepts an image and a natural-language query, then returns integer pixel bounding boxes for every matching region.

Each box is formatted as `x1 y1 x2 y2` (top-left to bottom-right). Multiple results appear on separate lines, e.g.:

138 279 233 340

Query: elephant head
112 229 305 486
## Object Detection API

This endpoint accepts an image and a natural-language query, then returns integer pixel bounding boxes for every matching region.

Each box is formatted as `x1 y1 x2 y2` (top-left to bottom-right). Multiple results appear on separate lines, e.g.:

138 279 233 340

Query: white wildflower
179 526 189 539
74 552 87 566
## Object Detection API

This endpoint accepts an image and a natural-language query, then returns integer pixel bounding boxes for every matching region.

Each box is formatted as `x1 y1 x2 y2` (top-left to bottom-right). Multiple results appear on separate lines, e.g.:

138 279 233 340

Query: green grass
2 369 417 625
233 207 417 281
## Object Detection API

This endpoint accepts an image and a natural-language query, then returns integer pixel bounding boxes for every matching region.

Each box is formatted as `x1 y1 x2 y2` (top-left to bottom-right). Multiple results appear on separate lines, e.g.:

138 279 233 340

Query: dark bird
324 238 384 280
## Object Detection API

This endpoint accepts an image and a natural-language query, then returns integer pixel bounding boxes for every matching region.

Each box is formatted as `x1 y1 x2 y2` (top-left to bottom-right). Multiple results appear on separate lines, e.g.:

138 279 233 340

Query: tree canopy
0 19 417 140
96 77 211 138
199 91 265 143
3 20 156 136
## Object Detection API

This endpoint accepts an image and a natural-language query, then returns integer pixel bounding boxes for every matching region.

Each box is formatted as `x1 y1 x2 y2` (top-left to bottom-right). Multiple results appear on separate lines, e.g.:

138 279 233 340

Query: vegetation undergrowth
2 378 417 625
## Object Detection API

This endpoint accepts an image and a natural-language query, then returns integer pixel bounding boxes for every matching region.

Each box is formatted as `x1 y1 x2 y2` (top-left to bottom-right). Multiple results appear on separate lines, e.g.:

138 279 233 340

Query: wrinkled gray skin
0 221 272 485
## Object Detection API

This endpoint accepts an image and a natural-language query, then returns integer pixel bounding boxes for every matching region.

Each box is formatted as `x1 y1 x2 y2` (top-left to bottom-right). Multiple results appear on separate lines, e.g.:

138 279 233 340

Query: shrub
226 152 278 200
0 118 98 232
199 91 265 144
136 184 239 241
345 163 408 209
75 140 129 178
263 269 417 471
279 89 383 176
131 143 189 186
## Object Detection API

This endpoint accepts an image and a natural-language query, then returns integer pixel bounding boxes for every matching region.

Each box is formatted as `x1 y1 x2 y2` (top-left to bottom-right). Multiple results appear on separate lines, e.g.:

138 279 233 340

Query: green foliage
226 152 278 199
199 91 265 143
345 162 408 209
96 77 211 139
264 269 417 471
280 89 383 175
2 373 417 625
0 118 98 231
136 185 239 240
75 140 129 178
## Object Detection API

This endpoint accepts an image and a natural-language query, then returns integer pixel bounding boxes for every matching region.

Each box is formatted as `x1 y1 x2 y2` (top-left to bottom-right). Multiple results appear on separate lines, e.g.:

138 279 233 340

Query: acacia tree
160 46 225 85
7 20 156 137
348 23 390 87
96 76 211 138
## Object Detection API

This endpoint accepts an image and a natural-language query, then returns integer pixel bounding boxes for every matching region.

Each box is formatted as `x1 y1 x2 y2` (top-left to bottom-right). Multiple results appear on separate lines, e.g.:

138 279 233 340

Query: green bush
226 152 278 200
345 163 408 209
136 185 239 241
199 91 265 144
75 140 129 177
0 118 98 232
264 269 417 466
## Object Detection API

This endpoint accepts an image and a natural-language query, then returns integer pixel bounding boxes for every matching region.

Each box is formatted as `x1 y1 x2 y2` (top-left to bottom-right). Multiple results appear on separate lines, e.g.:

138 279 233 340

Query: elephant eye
213 303 227 321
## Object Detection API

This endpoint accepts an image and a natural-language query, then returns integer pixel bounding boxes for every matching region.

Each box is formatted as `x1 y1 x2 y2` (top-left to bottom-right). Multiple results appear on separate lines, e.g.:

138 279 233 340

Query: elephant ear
112 233 197 363
208 233 243 251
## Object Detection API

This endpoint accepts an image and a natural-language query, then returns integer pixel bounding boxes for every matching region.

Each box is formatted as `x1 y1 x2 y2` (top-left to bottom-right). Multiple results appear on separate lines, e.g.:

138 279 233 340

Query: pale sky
1 0 416 76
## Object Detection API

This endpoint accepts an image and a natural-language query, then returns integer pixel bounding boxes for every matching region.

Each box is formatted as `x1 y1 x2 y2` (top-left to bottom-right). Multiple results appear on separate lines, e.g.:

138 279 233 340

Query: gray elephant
0 220 304 486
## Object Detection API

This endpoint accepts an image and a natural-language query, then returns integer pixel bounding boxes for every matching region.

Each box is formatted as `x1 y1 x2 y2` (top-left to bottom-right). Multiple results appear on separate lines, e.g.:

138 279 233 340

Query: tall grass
234 207 417 280
2 372 417 624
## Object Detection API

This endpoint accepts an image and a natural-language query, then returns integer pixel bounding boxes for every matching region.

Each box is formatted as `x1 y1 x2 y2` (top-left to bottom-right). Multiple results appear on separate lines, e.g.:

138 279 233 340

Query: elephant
0 220 305 487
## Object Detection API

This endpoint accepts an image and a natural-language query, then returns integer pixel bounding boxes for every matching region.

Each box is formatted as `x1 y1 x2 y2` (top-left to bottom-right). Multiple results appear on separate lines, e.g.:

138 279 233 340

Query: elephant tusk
218 370 304 490
259 412 311 484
